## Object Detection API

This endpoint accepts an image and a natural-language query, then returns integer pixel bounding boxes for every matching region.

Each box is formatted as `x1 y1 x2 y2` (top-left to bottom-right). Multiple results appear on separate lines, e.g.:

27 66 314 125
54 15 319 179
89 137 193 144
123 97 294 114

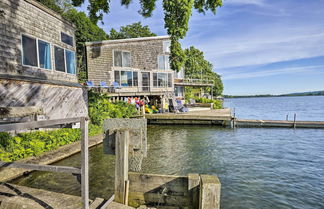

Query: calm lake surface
13 96 324 209
224 95 324 121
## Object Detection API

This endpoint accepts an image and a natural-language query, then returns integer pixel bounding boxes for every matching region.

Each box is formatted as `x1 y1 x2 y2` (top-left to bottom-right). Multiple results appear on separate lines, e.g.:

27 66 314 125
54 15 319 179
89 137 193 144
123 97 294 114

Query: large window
22 35 52 70
158 55 170 70
54 46 65 72
153 73 173 87
65 50 76 74
61 32 74 46
54 46 76 74
114 51 131 67
114 71 138 87
22 35 38 67
38 40 52 69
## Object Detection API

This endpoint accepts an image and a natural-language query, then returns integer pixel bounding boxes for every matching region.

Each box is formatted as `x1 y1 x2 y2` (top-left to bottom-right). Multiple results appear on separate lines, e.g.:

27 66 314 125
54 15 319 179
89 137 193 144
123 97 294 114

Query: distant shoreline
224 91 324 98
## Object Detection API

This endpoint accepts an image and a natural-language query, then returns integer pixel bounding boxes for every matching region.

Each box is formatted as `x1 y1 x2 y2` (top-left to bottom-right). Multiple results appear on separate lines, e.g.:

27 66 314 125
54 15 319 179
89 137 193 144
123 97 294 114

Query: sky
78 0 324 95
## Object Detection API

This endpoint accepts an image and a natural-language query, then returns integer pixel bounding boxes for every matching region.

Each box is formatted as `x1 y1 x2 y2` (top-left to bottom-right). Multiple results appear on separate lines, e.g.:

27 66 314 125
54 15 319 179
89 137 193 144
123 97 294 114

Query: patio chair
86 81 95 88
100 81 109 88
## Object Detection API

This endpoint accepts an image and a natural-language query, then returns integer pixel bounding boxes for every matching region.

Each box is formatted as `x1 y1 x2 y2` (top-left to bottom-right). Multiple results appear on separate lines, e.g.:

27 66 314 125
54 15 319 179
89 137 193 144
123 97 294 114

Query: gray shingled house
85 36 175 101
0 0 88 120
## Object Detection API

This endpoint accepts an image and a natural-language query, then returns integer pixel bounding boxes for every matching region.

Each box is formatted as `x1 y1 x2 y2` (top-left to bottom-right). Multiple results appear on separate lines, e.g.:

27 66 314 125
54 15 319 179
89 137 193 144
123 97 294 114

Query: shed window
114 51 131 67
38 40 52 69
158 55 170 70
61 32 73 46
22 35 38 67
66 50 76 74
54 46 65 72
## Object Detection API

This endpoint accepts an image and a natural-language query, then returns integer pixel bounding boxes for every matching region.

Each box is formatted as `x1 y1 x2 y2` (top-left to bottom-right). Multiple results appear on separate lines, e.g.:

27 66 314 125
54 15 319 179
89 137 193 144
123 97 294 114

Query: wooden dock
144 109 324 129
145 109 233 125
235 119 324 129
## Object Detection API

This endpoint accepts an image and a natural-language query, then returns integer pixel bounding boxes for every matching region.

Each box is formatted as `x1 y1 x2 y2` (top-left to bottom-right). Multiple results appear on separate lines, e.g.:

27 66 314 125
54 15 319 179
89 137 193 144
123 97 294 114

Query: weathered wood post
199 175 221 209
293 113 297 128
81 117 89 209
188 173 200 208
115 129 130 204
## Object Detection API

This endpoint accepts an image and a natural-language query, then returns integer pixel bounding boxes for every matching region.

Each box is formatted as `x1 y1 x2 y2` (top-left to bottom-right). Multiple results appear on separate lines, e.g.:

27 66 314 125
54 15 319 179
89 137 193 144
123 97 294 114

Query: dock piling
293 113 297 128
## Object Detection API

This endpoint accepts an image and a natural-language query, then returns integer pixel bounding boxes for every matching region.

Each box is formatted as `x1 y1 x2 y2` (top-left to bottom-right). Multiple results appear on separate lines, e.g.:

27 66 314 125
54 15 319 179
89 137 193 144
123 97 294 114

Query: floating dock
235 119 324 129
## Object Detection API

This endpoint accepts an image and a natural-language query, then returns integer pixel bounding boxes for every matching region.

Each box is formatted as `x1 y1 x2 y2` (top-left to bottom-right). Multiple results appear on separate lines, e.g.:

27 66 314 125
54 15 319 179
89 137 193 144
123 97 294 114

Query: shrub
0 91 138 162
195 97 223 109
88 91 138 126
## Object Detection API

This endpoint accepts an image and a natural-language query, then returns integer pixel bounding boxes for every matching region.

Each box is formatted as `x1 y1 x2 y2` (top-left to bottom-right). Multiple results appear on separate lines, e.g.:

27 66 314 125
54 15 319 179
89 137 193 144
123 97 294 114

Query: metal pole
81 117 89 209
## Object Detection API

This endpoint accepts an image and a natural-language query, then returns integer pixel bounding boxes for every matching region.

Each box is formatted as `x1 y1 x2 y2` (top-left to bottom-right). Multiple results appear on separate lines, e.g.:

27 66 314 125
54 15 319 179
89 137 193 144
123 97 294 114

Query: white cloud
221 65 324 80
194 24 324 70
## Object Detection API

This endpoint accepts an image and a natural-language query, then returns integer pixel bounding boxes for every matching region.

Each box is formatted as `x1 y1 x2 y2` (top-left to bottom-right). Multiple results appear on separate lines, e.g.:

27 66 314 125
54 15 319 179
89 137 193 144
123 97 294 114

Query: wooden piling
114 129 129 204
293 113 297 128
81 117 89 209
199 175 221 209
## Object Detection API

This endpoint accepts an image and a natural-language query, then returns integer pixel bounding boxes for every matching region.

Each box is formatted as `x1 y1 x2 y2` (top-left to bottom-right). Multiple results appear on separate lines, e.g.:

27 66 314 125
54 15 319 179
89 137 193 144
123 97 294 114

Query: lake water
224 96 324 121
13 96 324 209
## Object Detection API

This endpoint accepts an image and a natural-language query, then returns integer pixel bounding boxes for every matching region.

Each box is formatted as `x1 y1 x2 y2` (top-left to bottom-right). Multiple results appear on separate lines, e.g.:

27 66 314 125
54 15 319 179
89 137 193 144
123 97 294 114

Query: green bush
0 91 138 162
88 91 138 126
195 97 223 109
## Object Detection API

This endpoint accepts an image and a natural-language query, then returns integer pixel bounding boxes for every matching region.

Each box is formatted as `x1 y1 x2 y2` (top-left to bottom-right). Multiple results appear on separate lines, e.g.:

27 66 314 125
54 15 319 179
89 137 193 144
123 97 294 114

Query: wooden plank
124 180 129 205
81 117 90 209
0 117 81 132
99 195 115 209
114 129 129 204
0 161 81 174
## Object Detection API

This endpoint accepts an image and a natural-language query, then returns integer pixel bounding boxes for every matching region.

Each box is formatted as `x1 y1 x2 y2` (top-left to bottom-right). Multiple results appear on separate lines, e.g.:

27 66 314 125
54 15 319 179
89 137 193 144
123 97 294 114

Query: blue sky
78 0 324 95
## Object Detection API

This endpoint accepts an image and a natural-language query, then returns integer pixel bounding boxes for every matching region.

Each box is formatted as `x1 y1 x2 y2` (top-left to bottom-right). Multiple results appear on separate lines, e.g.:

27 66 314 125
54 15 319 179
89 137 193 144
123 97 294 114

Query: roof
85 35 171 46
24 0 75 28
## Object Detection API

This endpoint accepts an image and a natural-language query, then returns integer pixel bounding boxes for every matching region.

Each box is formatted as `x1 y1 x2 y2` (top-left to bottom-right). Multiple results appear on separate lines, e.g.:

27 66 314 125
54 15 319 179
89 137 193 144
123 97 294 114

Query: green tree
36 0 63 13
62 9 108 82
109 22 156 39
184 46 223 96
71 0 223 71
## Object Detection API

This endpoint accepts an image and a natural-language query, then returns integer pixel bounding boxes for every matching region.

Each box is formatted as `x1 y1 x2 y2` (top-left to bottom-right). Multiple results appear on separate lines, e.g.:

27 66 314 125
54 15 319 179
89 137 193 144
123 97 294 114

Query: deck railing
174 78 214 86
0 117 90 209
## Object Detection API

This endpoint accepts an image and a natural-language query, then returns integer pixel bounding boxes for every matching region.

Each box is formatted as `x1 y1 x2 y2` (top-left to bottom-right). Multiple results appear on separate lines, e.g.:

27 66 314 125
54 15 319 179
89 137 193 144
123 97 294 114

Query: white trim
86 35 170 46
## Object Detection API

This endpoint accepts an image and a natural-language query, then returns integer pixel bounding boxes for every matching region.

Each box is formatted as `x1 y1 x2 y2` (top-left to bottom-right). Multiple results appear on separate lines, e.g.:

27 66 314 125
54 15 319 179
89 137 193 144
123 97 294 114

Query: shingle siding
0 0 77 83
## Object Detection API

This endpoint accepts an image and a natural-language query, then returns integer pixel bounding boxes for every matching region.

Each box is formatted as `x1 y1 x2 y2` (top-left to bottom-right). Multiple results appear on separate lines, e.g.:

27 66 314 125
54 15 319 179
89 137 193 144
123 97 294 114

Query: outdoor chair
86 81 95 88
100 81 109 88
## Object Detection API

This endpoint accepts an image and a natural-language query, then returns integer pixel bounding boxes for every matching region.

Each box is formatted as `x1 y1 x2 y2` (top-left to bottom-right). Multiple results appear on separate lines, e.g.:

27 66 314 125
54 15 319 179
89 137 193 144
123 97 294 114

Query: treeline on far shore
224 91 324 98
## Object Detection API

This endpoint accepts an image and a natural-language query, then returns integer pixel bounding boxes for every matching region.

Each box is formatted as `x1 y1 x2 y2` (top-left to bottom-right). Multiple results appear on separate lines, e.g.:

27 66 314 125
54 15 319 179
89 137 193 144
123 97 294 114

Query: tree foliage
109 22 156 39
71 0 223 71
62 9 109 82
184 46 223 96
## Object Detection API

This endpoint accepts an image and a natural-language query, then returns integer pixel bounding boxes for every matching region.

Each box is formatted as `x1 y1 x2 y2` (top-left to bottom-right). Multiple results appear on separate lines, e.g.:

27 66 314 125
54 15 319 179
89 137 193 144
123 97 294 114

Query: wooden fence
0 117 89 209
